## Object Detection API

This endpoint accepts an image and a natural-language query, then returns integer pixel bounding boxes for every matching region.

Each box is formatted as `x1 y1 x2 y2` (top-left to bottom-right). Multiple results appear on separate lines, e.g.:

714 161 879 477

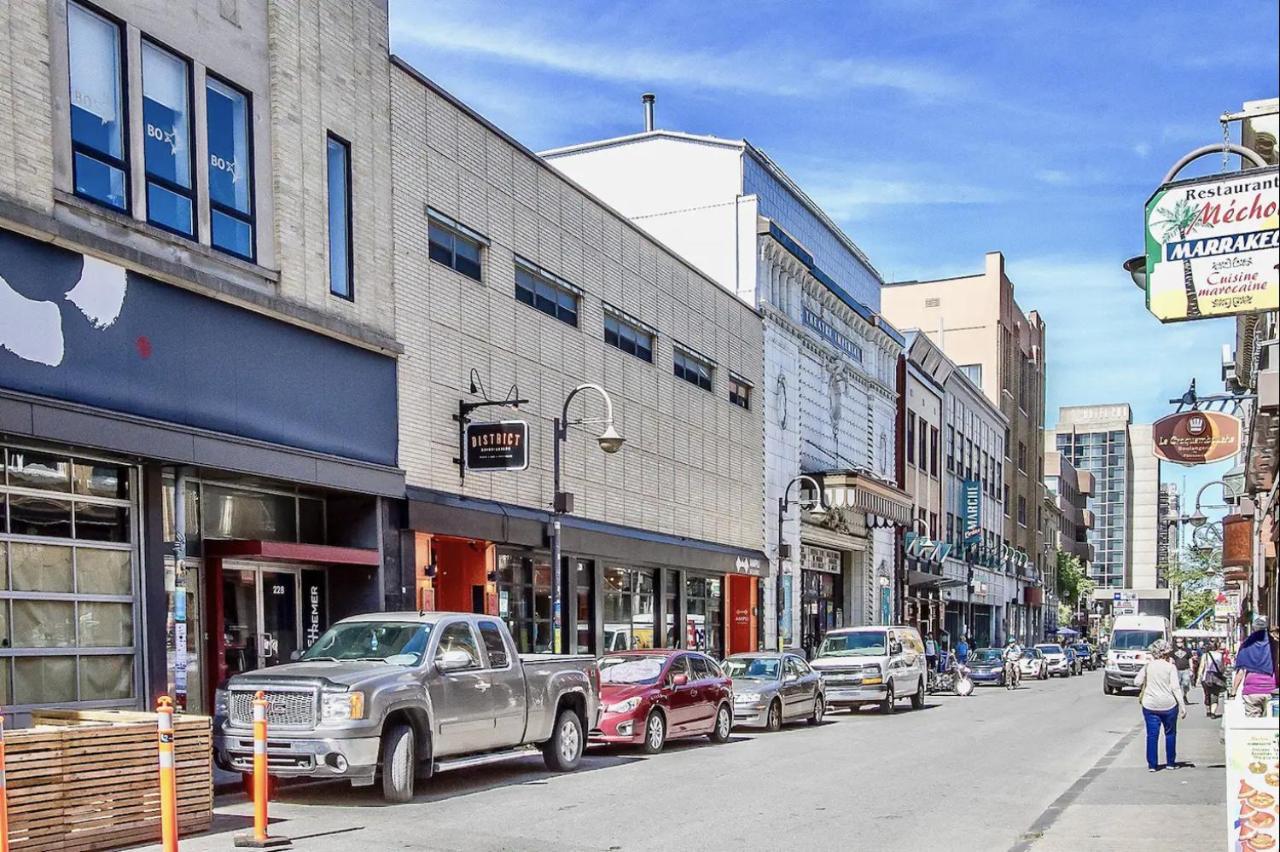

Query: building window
959 364 982 385
673 348 713 392
1004 484 1011 514
68 2 128 212
907 412 916 466
427 208 484 281
946 425 955 472
918 424 928 473
929 511 938 539
326 135 353 299
603 309 654 363
141 41 194 236
206 76 254 260
1005 427 1012 459
929 426 939 477
1017 495 1027 527
1018 441 1027 472
728 375 753 410
515 259 579 327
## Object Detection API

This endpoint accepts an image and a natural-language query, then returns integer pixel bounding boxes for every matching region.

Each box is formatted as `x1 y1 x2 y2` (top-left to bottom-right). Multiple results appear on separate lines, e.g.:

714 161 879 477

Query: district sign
1144 166 1279 322
1151 410 1242 465
465 420 528 471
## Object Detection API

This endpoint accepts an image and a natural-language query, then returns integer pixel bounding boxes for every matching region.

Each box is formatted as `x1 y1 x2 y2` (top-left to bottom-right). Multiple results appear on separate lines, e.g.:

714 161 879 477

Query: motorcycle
1003 657 1021 690
928 652 974 697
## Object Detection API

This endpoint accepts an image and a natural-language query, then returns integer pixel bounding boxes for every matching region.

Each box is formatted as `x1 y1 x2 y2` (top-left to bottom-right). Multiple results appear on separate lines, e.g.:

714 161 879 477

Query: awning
204 539 380 566
907 568 966 589
1055 627 1080 637
816 470 914 526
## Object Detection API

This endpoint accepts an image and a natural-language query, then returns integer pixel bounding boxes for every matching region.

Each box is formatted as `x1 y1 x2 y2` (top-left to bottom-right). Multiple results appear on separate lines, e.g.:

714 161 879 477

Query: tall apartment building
1157 482 1180 579
541 101 911 653
1049 405 1163 589
881 252 1048 633
388 68 767 660
0 0 404 715
1044 449 1096 629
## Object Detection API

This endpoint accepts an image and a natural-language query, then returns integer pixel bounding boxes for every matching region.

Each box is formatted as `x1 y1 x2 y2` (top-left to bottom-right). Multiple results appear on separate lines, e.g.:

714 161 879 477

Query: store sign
302 570 327 648
962 479 982 545
1151 411 1242 465
1144 167 1280 322
465 421 528 471
802 305 863 363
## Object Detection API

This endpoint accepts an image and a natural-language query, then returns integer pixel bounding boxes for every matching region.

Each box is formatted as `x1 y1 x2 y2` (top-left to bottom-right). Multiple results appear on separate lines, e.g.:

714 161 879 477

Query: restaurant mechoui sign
1144 167 1279 322
1151 411 1242 465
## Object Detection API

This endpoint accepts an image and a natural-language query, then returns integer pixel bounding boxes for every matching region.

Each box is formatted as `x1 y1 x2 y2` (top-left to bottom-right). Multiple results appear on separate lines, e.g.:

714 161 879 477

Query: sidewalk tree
1055 551 1092 616
1165 545 1222 628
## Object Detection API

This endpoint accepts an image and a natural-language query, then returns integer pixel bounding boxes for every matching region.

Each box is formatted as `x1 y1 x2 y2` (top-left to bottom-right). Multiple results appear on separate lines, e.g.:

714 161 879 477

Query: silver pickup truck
213 611 600 802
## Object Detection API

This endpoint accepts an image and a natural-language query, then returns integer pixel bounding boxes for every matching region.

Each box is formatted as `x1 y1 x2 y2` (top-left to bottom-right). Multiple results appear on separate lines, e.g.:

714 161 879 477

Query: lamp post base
233 834 291 848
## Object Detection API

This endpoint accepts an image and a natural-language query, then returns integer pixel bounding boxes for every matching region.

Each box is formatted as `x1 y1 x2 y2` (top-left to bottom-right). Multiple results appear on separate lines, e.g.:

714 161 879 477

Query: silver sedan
724 652 826 731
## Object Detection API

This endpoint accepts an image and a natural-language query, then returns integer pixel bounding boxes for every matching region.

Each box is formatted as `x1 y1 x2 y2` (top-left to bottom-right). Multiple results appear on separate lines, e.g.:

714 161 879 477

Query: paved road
137 669 1224 851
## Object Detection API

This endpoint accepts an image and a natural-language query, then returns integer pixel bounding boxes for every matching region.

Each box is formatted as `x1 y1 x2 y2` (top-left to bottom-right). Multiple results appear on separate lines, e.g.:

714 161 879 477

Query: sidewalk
1017 698 1225 851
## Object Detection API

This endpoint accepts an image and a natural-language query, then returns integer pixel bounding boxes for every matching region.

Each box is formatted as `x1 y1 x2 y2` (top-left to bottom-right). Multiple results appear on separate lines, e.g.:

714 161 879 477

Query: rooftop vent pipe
642 93 655 132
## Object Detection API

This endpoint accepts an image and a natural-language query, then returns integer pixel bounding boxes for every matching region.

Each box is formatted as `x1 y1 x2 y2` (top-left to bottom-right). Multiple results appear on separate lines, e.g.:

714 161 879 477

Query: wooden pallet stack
4 709 213 851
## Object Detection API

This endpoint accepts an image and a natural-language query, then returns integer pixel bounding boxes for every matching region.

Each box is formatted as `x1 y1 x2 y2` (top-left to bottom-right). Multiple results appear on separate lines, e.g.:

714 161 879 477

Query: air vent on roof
925 297 941 308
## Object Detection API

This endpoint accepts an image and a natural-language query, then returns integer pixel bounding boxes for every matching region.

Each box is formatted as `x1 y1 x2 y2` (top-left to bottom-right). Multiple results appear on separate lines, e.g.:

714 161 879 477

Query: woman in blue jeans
1133 639 1186 772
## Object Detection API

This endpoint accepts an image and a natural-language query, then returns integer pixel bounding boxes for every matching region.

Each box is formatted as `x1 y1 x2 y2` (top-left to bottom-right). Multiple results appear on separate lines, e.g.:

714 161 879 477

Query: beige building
882 252 1048 630
388 60 767 658
901 333 947 638
1044 448 1096 630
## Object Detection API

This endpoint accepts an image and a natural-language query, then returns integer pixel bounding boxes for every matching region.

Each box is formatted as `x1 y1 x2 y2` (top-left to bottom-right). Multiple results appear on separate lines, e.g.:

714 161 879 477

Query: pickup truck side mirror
890 642 904 655
290 650 303 661
436 649 475 673
671 673 689 687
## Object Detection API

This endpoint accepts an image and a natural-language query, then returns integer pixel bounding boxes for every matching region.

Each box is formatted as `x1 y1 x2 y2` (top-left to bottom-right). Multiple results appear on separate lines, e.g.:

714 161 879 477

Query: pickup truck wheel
642 710 666 754
709 704 732 743
541 708 584 772
380 723 415 804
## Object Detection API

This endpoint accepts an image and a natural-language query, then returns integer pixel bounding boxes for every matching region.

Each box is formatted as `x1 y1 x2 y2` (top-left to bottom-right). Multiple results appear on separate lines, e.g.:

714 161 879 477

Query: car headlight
606 696 642 714
321 691 366 721
214 689 230 718
735 692 762 703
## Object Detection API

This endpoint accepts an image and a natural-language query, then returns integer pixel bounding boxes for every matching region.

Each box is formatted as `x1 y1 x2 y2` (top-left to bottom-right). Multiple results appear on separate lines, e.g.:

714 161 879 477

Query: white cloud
1035 169 1073 186
1133 142 1152 158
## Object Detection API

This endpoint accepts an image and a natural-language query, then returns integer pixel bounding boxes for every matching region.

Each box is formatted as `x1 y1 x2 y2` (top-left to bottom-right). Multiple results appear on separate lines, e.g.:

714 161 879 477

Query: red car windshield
599 656 667 684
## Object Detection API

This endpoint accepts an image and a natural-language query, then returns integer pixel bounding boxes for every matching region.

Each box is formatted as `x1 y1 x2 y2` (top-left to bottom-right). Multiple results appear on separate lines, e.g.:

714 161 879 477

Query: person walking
1170 638 1194 703
1198 642 1227 718
1134 639 1185 772
956 635 970 665
1232 616 1278 718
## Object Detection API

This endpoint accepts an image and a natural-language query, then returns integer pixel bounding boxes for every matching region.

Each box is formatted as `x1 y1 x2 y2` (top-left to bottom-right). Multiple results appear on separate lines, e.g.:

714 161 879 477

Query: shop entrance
220 563 304 681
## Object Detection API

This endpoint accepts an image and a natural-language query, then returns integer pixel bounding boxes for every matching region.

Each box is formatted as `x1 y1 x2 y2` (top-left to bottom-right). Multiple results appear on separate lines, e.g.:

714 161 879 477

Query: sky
388 0 1279 514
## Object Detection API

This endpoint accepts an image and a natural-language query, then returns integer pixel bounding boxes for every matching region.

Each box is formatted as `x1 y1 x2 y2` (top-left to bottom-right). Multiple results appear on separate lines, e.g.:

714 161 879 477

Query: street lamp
1123 255 1147 290
776 474 828 651
551 384 624 653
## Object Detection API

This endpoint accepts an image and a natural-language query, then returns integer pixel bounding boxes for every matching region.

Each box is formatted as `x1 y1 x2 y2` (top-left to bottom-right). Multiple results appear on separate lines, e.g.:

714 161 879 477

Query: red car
591 649 734 753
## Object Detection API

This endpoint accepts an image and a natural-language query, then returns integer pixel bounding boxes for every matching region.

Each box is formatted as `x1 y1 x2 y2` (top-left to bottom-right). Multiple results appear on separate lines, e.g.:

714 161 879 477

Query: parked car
809 625 927 713
1071 643 1096 671
1019 647 1048 680
723 652 825 730
966 648 1009 686
213 612 600 803
1036 643 1072 677
592 650 733 754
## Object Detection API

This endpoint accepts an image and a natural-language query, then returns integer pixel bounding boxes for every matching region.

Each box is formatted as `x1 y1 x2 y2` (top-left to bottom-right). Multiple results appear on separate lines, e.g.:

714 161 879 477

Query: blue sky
388 0 1278 509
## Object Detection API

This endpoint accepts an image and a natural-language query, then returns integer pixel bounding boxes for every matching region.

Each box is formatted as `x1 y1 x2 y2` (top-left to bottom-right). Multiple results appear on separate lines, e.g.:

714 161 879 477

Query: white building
544 100 910 653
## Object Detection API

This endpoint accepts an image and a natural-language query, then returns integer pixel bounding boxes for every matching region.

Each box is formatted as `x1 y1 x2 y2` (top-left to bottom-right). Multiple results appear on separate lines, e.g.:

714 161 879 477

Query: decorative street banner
465 420 529 471
962 479 982 546
1144 166 1279 322
1151 410 1242 465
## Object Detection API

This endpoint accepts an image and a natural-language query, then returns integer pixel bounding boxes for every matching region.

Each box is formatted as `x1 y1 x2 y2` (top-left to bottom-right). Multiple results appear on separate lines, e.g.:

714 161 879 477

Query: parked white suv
809 626 928 714
1036 643 1072 677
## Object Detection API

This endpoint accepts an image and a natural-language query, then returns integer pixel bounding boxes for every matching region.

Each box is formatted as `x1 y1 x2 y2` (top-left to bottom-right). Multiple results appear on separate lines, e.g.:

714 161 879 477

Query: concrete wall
389 64 765 552
1 0 396 349
1128 423 1161 588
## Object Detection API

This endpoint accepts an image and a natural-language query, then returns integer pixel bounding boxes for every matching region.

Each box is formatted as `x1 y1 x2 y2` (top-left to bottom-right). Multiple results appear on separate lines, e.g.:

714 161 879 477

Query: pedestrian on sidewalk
1171 638 1194 703
1134 639 1185 772
1198 642 1227 718
1232 616 1278 718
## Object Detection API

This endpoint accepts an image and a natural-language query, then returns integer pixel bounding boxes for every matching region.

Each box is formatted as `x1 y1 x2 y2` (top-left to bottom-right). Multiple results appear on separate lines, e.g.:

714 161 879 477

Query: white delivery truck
1102 614 1171 695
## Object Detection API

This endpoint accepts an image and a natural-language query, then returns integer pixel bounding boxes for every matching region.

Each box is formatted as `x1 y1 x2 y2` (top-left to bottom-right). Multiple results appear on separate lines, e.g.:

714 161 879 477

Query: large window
428 209 484 281
673 348 713 392
906 412 916 465
603 566 655 652
497 553 551 654
206 76 254 260
141 41 194 237
604 309 654 363
729 374 753 411
68 3 128 211
326 135 353 299
0 446 137 708
515 259 579 326
685 575 723 661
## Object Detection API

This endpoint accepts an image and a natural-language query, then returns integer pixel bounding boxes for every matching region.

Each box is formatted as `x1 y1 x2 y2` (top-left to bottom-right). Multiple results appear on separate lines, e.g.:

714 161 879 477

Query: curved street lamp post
776 475 828 652
550 384 624 653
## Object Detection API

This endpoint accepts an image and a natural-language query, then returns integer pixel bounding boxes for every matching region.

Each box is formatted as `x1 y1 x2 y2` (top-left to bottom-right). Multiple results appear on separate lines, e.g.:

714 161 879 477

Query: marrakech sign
1144 167 1279 323
1151 411 1241 465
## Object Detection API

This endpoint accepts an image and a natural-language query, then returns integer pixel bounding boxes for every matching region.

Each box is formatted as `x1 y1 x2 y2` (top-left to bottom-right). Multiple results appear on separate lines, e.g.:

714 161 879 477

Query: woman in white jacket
1133 639 1186 772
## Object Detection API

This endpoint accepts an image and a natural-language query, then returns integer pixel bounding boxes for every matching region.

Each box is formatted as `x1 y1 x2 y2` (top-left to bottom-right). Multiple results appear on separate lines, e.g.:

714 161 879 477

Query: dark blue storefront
0 227 403 715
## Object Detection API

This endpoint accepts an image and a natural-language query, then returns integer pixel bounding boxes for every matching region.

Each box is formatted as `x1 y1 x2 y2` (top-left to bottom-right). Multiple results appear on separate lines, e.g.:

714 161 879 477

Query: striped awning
817 470 914 526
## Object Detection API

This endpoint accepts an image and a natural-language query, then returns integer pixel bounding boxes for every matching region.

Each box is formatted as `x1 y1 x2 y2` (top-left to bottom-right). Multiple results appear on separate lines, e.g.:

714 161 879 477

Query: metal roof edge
540 129 746 158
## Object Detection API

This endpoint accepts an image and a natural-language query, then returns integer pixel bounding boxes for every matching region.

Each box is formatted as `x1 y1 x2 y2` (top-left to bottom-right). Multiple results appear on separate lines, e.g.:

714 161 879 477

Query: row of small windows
427 207 750 410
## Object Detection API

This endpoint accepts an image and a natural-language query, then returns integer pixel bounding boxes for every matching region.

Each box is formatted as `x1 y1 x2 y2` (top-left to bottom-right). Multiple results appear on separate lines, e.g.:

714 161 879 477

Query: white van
809 625 927 713
1103 615 1171 695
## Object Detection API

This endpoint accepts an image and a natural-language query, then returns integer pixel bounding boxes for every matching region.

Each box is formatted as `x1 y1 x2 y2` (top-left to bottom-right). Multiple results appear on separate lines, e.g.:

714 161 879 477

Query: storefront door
220 563 303 681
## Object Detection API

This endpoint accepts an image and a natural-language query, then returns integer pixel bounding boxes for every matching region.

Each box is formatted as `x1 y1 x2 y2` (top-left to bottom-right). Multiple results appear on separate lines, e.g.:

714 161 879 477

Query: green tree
1164 545 1222 628
1055 551 1093 624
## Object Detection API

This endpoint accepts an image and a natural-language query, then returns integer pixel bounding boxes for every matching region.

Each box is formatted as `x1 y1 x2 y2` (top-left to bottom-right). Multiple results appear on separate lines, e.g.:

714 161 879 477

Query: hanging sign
1151 410 1242 465
1144 167 1279 322
962 479 983 545
465 421 529 471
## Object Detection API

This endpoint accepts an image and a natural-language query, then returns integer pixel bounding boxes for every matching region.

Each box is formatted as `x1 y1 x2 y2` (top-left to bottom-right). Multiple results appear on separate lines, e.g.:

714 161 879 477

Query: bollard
234 692 289 848
1 712 9 852
156 697 179 852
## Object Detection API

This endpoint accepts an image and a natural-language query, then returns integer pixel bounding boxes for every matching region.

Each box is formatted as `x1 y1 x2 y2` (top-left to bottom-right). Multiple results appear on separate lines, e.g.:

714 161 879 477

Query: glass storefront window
603 566 655 652
80 655 133 701
13 599 76 647
575 560 593 655
6 449 71 491
664 570 679 649
11 543 74 593
14 656 77 705
203 484 298 542
9 495 73 539
497 552 552 653
685 575 723 660
77 548 132 595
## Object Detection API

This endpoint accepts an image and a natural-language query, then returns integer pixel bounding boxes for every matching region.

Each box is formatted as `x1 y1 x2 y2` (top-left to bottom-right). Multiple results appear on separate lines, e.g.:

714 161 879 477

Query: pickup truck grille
230 689 318 729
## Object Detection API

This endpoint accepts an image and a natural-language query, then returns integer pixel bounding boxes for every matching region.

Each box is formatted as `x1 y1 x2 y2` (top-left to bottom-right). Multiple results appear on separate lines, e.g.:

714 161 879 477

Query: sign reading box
465 421 529 472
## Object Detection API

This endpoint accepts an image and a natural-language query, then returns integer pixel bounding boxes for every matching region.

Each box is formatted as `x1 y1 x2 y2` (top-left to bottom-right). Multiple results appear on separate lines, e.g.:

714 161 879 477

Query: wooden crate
4 709 213 852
